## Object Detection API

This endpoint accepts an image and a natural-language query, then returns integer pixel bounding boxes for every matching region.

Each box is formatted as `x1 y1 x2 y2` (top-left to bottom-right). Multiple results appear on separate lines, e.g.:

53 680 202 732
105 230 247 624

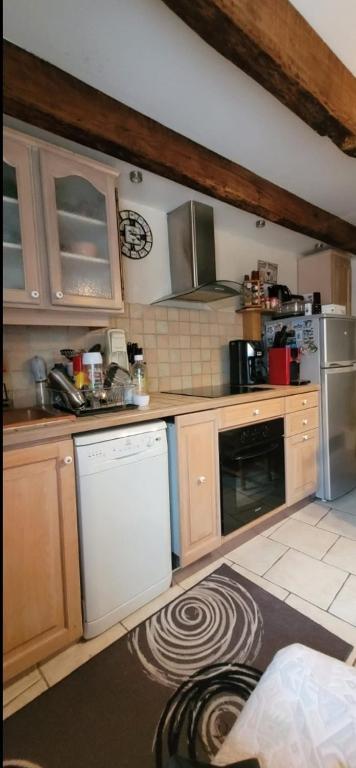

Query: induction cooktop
164 384 272 398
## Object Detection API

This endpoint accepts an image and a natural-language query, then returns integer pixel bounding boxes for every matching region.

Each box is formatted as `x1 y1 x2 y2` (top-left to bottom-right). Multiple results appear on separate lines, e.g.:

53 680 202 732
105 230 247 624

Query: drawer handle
63 455 73 464
31 290 40 299
302 419 308 425
303 435 309 441
253 409 260 416
197 476 207 485
302 399 307 405
56 290 64 299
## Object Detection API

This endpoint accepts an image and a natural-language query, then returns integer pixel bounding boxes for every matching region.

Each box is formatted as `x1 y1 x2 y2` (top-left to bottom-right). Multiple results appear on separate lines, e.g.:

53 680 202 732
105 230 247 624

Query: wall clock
119 210 153 259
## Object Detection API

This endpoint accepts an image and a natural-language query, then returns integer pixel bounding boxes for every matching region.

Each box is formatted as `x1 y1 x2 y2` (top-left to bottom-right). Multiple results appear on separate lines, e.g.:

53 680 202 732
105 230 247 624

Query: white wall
121 198 299 305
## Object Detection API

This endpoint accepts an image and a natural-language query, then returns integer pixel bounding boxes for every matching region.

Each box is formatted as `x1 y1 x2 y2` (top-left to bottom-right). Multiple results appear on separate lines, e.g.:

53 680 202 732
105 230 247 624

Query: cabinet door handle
253 409 260 416
31 290 40 299
302 419 308 425
302 399 307 405
56 291 64 299
197 476 207 485
303 435 309 441
63 455 73 464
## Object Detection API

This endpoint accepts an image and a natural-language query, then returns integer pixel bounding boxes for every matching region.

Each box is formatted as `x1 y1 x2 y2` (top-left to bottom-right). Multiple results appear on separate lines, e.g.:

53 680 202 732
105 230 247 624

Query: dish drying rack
48 383 137 417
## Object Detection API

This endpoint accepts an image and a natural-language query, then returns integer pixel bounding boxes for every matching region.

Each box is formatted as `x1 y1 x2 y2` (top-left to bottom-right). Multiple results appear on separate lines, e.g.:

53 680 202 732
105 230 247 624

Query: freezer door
320 366 356 500
320 317 356 366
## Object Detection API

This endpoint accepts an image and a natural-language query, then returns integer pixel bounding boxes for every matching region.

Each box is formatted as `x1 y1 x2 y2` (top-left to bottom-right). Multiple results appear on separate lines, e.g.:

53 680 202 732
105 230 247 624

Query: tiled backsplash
3 303 243 407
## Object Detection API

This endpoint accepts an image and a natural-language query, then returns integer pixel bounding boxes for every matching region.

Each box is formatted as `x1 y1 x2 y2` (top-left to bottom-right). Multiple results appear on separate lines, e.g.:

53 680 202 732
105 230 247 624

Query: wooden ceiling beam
162 0 356 157
4 41 356 252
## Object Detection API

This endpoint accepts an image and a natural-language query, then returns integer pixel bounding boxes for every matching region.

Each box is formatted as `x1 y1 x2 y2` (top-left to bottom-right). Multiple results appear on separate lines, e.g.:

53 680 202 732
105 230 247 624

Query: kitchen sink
3 406 74 428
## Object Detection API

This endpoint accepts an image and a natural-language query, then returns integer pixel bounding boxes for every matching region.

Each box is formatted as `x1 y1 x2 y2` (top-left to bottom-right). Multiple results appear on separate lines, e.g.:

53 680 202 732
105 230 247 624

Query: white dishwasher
74 421 172 639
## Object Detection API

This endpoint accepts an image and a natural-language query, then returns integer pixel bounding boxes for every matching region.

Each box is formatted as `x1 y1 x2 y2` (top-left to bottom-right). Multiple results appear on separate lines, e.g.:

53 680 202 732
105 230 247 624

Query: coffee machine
268 347 301 385
229 340 267 386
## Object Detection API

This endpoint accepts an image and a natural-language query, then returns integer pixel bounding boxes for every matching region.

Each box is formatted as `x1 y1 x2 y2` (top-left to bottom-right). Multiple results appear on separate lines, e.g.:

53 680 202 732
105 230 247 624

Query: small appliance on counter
268 347 302 385
229 339 267 385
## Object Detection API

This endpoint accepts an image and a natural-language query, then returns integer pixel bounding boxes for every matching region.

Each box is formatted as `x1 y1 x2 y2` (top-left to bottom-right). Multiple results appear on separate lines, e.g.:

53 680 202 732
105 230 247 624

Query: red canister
73 354 87 389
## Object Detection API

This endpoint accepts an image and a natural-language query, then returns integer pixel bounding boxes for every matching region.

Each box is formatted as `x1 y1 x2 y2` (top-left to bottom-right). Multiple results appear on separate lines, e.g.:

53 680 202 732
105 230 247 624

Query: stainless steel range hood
153 201 241 303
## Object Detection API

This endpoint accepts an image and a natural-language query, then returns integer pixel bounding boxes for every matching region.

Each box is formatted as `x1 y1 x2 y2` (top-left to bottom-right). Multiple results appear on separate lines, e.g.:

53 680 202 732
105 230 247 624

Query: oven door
219 432 285 535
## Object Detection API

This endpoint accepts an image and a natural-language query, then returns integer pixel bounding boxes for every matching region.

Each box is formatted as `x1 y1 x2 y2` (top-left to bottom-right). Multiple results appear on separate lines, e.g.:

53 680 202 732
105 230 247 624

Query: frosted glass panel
55 175 112 298
3 162 25 290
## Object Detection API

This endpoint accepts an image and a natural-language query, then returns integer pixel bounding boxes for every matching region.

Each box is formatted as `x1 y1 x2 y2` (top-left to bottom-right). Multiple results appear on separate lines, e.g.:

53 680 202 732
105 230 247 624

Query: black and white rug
3 564 352 768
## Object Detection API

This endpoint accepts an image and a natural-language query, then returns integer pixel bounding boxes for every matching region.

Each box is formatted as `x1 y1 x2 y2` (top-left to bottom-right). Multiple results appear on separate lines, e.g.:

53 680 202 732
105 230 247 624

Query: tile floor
4 491 356 720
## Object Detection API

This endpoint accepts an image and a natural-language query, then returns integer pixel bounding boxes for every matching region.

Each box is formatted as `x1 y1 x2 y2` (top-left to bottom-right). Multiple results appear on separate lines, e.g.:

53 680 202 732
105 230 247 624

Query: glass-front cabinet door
3 136 41 305
39 149 123 310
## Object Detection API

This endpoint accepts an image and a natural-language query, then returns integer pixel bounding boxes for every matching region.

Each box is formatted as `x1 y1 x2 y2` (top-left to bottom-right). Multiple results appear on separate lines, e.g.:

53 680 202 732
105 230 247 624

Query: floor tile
3 679 47 719
260 519 287 537
331 489 356 516
228 562 289 601
178 557 227 591
329 575 356 626
40 622 127 686
3 668 42 706
269 518 338 559
121 585 184 630
292 501 329 526
323 537 356 575
264 549 347 609
317 509 356 540
226 535 288 576
285 593 356 652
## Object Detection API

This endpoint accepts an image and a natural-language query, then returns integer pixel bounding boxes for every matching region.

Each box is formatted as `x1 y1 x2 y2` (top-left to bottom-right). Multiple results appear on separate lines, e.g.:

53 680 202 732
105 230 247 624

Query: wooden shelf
236 306 275 314
57 209 106 226
61 250 108 264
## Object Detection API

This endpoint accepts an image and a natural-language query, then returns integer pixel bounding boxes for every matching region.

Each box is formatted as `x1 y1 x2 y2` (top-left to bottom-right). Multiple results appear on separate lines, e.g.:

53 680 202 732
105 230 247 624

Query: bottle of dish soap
132 349 147 394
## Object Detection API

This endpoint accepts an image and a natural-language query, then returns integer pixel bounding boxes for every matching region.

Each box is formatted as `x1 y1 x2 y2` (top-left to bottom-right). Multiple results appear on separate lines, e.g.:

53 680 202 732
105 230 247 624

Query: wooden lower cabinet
285 428 319 506
175 410 221 567
3 439 82 681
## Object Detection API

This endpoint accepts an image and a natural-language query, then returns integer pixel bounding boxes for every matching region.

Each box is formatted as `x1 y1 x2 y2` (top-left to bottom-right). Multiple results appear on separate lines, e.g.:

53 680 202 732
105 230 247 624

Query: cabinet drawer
219 397 284 429
285 407 319 437
285 391 318 413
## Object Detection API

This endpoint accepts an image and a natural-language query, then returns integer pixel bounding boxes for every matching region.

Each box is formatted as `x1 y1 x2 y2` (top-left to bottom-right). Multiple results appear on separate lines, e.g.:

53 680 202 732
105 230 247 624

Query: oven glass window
219 419 285 535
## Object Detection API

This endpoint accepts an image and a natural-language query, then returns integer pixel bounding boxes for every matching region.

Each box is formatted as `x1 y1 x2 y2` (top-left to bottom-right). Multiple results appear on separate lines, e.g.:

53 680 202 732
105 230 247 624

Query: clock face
119 210 153 259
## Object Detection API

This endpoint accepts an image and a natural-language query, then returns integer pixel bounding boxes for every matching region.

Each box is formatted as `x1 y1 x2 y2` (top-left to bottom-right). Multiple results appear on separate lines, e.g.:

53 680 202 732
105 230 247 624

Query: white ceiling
3 0 356 229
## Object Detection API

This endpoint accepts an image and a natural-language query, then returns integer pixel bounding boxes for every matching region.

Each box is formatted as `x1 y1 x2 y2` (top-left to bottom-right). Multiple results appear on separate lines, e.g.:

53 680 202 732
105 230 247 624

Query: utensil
47 368 86 409
104 363 131 388
60 349 77 360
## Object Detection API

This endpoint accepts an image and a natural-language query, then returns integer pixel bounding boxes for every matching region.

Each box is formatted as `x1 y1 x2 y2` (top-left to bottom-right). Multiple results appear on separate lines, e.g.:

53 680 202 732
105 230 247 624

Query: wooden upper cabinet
40 148 123 310
3 439 82 681
298 249 351 314
3 134 42 305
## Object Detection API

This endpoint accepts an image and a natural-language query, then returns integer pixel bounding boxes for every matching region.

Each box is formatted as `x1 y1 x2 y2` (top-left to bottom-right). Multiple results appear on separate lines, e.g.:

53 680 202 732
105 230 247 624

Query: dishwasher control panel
75 428 167 476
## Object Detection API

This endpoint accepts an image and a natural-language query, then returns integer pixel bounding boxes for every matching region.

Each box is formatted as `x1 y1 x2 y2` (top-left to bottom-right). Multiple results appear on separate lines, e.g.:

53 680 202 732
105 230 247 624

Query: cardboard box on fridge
321 304 346 315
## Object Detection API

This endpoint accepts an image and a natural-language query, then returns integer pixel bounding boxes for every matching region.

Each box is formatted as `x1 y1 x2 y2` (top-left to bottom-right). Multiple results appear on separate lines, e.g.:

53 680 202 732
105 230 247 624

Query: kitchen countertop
3 383 319 449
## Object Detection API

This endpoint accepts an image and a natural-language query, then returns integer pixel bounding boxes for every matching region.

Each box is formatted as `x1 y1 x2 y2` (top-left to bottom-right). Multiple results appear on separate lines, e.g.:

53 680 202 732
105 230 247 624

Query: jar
82 352 104 390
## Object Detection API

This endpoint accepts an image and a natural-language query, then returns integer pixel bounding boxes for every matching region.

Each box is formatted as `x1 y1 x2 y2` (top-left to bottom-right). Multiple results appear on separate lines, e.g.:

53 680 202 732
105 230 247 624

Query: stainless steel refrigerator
264 315 356 501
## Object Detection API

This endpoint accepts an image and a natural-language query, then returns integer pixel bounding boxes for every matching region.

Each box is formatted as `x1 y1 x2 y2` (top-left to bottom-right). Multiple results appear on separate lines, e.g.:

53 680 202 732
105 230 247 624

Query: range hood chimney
153 201 241 303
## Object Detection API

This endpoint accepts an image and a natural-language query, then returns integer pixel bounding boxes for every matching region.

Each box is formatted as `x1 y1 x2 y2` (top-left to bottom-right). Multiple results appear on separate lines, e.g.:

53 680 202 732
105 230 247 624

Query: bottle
243 275 252 307
82 352 104 390
132 350 147 394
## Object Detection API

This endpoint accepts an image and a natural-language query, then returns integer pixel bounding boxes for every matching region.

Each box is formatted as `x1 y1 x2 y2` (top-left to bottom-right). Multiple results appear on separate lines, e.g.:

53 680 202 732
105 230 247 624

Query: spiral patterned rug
3 564 351 768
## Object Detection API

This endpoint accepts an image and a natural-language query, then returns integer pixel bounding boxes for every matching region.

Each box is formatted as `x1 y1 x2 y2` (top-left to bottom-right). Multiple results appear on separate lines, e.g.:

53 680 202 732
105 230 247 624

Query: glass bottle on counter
132 350 147 394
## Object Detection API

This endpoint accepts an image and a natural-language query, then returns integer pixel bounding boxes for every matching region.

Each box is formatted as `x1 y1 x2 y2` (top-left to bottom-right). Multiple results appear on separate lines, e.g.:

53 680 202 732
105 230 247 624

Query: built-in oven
219 418 285 535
